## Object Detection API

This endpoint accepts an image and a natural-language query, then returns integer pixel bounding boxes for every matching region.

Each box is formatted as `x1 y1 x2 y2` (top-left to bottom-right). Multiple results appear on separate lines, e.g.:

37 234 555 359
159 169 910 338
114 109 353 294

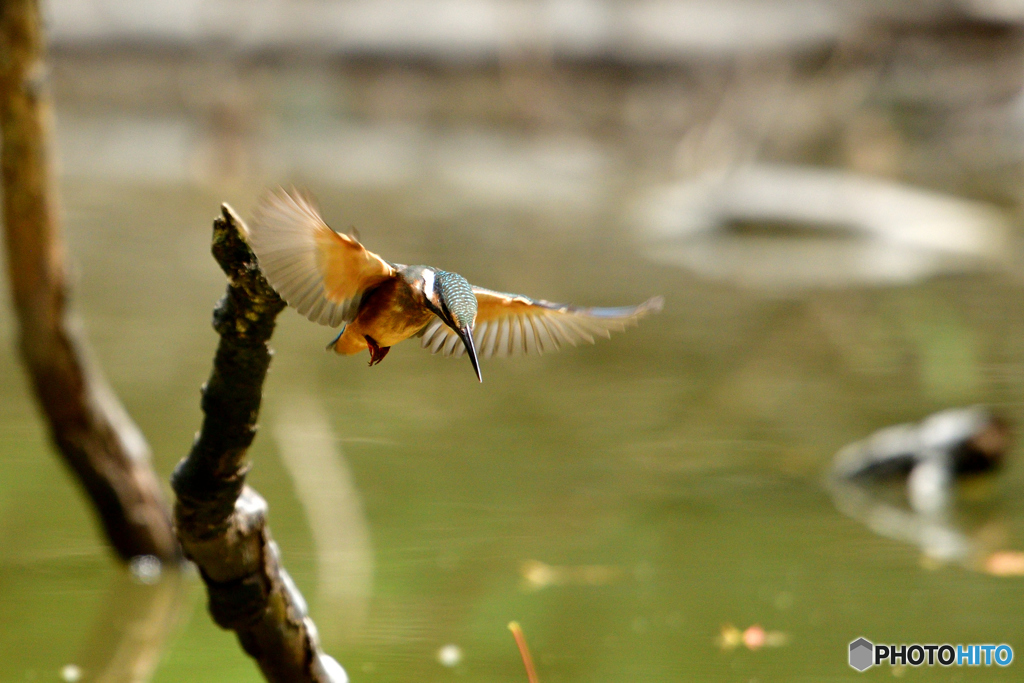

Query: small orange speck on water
985 550 1024 576
720 623 788 651
743 625 766 650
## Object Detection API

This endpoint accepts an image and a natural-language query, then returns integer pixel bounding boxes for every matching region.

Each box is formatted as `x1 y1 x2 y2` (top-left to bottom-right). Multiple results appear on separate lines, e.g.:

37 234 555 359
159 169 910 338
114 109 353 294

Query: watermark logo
848 638 1013 670
849 638 873 671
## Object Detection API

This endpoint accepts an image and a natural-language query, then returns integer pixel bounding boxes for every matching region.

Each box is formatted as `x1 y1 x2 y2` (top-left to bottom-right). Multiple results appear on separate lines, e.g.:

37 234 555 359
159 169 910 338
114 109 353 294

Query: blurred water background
4 0 1024 681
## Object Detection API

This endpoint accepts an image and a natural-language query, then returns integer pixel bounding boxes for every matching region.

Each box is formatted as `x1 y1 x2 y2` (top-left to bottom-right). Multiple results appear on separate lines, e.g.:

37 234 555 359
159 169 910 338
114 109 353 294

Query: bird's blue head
422 268 481 382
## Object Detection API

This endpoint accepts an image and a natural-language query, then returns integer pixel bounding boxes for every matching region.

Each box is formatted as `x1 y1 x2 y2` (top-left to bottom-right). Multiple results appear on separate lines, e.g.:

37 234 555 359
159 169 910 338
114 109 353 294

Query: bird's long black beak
458 325 483 382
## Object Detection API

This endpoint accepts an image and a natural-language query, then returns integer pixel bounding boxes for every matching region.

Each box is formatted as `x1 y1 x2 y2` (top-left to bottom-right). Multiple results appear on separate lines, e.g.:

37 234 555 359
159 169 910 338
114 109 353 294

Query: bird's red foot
366 336 391 366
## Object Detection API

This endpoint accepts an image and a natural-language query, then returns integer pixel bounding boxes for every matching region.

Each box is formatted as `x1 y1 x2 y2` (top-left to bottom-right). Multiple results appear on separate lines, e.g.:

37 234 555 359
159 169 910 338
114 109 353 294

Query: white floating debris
520 559 624 591
129 554 162 585
437 644 463 667
60 664 82 682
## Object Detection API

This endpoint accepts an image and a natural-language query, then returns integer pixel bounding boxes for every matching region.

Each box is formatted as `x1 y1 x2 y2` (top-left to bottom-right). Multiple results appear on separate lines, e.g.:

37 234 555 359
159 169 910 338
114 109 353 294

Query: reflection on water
73 568 186 683
636 164 1013 292
273 394 374 643
828 407 1024 575
5 7 1024 683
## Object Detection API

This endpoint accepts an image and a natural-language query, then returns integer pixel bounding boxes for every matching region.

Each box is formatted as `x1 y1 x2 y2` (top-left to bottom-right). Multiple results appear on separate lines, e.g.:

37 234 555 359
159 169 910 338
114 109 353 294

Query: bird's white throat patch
421 268 436 301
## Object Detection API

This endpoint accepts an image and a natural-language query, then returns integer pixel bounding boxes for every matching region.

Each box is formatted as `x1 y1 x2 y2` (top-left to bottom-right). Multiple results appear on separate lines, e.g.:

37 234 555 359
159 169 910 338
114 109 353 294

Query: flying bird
246 188 663 382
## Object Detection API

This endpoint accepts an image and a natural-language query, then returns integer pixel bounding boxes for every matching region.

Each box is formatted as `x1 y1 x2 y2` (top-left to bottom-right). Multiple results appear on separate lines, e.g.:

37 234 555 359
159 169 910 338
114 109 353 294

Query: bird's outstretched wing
246 188 396 327
420 288 664 358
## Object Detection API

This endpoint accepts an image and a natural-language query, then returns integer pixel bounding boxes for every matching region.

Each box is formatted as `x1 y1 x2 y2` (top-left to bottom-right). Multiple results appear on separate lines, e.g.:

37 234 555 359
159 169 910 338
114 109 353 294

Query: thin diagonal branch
0 0 179 562
171 205 346 683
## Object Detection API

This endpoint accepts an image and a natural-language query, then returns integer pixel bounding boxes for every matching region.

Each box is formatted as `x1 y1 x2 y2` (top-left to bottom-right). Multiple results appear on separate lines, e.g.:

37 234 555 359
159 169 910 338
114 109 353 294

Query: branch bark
0 0 179 562
171 205 347 683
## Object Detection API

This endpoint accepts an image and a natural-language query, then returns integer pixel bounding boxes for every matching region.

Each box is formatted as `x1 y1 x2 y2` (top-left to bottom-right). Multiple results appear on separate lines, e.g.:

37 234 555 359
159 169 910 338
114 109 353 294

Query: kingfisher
246 188 663 382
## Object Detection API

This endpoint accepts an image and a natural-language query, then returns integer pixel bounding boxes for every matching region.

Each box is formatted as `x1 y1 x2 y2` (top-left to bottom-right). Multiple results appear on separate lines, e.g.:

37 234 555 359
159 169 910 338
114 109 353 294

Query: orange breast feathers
328 278 434 354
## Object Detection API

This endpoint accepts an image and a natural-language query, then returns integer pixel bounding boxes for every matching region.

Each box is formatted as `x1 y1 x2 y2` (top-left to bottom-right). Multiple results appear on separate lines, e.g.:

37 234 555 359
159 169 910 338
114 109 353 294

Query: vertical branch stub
171 205 345 683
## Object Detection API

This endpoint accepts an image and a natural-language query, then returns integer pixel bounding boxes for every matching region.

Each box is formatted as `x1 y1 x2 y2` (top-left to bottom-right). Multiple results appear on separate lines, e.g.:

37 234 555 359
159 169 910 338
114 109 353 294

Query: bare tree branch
171 205 346 683
0 0 179 562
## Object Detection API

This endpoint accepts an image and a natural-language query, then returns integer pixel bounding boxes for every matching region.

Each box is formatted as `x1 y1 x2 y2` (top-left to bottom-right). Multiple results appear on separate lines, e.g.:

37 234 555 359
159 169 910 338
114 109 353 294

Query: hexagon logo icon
849 638 874 671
